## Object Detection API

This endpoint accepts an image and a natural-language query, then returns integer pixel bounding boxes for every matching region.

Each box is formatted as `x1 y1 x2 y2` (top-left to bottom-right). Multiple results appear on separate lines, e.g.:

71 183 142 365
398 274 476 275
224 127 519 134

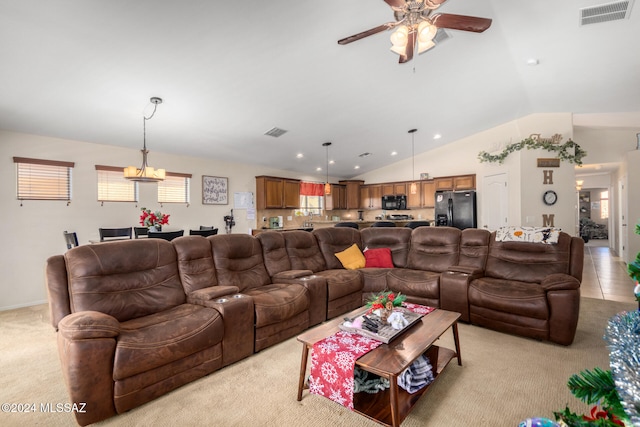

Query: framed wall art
202 176 228 205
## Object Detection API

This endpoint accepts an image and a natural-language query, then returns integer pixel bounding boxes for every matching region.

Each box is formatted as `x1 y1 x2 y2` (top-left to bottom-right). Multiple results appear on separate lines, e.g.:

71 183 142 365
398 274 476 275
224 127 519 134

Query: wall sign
202 176 228 205
537 158 560 167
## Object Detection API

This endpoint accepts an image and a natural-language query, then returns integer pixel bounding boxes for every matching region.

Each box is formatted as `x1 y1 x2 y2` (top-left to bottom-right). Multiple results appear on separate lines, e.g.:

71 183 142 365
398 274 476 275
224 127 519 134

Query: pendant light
323 142 332 195
408 129 418 195
124 97 166 182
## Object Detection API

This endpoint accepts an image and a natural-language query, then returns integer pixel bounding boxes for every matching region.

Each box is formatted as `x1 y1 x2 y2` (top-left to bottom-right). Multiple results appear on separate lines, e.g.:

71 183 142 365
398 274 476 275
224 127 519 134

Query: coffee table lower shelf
352 345 455 426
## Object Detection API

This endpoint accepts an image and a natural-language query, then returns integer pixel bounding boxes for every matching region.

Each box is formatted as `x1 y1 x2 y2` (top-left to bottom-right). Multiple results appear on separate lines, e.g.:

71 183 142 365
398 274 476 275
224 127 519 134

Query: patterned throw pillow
495 226 560 244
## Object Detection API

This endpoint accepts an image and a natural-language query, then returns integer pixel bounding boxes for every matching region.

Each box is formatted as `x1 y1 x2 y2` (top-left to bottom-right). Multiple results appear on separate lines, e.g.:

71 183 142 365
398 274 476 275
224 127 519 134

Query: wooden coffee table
296 307 462 427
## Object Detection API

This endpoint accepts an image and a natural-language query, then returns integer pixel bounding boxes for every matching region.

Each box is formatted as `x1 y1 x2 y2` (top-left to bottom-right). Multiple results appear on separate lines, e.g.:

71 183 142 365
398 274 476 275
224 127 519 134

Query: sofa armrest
440 267 484 322
58 311 120 340
56 311 119 425
540 274 581 292
188 286 240 303
272 269 314 280
275 274 327 326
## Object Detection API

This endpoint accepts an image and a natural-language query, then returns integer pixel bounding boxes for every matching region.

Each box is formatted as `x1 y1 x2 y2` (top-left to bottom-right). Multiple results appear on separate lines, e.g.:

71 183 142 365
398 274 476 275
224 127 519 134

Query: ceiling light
408 129 418 195
526 58 539 66
296 153 303 158
433 134 442 140
323 142 332 196
391 151 398 156
316 167 322 172
354 165 360 169
124 97 166 182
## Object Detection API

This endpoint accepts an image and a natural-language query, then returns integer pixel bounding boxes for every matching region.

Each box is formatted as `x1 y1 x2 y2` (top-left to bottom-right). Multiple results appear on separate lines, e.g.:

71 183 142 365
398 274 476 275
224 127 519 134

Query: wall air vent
580 0 634 26
264 127 288 137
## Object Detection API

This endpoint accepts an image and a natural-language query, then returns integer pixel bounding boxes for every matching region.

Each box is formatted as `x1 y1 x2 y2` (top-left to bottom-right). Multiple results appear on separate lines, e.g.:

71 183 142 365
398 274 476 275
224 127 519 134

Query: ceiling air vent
264 127 288 137
580 0 634 26
434 29 451 44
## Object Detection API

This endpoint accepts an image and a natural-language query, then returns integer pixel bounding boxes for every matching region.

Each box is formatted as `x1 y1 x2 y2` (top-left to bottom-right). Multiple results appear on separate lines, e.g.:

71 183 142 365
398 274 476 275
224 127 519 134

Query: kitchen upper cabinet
256 176 300 210
339 180 363 210
360 184 382 209
421 180 436 207
434 174 476 191
325 184 346 210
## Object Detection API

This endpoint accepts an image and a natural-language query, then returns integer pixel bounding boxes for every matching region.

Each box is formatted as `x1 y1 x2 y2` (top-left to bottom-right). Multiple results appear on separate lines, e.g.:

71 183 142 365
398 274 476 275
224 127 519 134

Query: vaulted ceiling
1 0 639 179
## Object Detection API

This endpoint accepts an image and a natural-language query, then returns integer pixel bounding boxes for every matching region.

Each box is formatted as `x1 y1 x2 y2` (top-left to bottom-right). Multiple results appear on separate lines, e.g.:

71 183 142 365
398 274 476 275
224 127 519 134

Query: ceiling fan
337 0 492 63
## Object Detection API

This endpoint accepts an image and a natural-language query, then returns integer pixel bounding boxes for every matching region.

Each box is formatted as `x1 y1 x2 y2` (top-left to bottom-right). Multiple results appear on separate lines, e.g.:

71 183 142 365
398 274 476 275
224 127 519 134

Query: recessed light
526 58 539 66
316 167 322 172
391 151 398 156
296 153 303 159
433 134 442 140
329 160 335 165
354 165 360 169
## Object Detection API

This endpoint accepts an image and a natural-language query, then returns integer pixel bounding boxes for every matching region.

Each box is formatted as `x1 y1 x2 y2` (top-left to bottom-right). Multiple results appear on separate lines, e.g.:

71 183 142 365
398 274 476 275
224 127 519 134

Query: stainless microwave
382 194 407 210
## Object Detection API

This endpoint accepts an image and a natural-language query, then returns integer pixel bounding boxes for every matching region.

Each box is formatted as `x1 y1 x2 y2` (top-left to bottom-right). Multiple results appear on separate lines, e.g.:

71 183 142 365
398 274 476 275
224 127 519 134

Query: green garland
477 137 587 165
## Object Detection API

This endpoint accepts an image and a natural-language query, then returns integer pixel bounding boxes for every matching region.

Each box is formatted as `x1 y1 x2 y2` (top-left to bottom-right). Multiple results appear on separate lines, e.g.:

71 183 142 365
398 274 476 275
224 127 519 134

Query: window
600 190 609 219
13 156 74 201
96 165 138 202
299 182 325 215
158 172 191 204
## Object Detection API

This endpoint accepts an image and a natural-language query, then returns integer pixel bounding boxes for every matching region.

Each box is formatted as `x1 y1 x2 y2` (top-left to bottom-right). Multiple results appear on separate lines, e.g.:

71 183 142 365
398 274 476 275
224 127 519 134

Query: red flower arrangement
366 291 406 314
139 207 170 228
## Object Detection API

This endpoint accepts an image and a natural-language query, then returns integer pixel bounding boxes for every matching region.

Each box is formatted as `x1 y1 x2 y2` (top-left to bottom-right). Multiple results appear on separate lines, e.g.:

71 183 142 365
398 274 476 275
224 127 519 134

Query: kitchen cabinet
434 174 476 191
421 180 436 207
325 184 346 210
255 176 300 210
339 180 364 210
360 185 382 209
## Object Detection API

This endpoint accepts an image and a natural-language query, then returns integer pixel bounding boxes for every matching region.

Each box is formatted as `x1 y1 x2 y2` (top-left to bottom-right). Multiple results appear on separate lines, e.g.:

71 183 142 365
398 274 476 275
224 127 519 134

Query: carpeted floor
0 298 635 426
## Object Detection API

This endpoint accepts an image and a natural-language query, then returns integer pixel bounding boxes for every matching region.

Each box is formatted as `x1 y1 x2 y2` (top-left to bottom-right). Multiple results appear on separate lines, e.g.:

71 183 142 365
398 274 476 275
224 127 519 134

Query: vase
148 225 162 232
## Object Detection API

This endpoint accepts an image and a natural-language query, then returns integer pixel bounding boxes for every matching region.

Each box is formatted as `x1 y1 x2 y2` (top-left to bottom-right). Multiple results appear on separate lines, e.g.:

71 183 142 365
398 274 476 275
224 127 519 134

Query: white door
482 173 508 231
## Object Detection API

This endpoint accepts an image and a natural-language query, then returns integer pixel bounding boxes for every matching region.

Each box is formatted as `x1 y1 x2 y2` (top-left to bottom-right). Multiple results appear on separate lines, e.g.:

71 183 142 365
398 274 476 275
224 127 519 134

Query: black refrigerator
434 190 477 230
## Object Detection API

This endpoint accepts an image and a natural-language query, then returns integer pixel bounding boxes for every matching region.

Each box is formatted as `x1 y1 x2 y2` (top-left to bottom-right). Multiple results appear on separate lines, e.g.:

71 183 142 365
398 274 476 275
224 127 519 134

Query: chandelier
389 1 438 58
124 97 166 182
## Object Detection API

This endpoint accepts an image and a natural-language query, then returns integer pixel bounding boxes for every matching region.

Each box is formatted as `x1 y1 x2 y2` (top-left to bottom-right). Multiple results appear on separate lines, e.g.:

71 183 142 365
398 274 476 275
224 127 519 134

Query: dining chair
63 231 79 250
147 230 184 241
404 221 431 229
189 228 218 237
334 222 359 229
199 226 216 231
134 227 149 239
371 221 396 227
99 227 133 242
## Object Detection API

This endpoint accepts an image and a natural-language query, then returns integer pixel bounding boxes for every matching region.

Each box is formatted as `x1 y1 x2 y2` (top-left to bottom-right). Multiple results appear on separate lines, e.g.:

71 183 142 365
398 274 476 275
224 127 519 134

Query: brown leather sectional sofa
45 226 583 425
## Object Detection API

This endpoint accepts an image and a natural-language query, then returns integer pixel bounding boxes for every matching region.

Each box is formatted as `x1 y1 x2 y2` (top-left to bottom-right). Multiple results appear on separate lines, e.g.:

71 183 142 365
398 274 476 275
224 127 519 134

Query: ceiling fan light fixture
417 21 436 43
390 25 409 47
417 39 435 53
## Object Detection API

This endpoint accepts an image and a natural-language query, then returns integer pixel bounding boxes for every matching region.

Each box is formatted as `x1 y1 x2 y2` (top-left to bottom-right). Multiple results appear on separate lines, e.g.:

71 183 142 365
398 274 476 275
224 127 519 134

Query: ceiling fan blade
431 13 492 33
384 0 406 8
399 31 415 64
338 23 394 45
424 0 449 6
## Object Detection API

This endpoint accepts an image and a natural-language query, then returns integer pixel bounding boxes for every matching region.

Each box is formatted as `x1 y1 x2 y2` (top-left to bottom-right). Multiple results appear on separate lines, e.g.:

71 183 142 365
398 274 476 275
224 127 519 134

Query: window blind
158 172 192 204
13 157 74 201
95 165 138 202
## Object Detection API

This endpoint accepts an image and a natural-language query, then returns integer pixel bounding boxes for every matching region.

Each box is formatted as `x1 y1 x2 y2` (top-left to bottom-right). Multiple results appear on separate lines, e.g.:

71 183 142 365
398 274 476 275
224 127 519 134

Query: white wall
625 149 640 266
0 130 322 310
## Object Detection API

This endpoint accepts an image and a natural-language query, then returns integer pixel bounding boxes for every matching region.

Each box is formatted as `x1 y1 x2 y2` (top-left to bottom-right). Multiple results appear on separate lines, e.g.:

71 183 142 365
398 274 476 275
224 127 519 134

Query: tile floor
581 239 638 303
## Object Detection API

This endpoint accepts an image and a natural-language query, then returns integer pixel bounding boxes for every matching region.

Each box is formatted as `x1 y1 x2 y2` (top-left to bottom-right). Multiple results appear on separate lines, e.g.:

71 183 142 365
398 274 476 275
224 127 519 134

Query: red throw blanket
309 303 434 409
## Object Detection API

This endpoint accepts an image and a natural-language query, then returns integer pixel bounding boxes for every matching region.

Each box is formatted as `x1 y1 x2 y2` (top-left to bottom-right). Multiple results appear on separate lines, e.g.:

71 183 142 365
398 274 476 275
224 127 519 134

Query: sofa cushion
209 234 272 291
244 283 309 328
335 244 366 270
485 231 572 283
113 304 223 380
364 248 394 268
361 227 411 268
313 227 362 270
385 269 439 302
315 269 363 301
173 236 218 294
282 230 327 272
406 227 460 273
256 231 291 277
65 239 185 322
468 277 549 320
